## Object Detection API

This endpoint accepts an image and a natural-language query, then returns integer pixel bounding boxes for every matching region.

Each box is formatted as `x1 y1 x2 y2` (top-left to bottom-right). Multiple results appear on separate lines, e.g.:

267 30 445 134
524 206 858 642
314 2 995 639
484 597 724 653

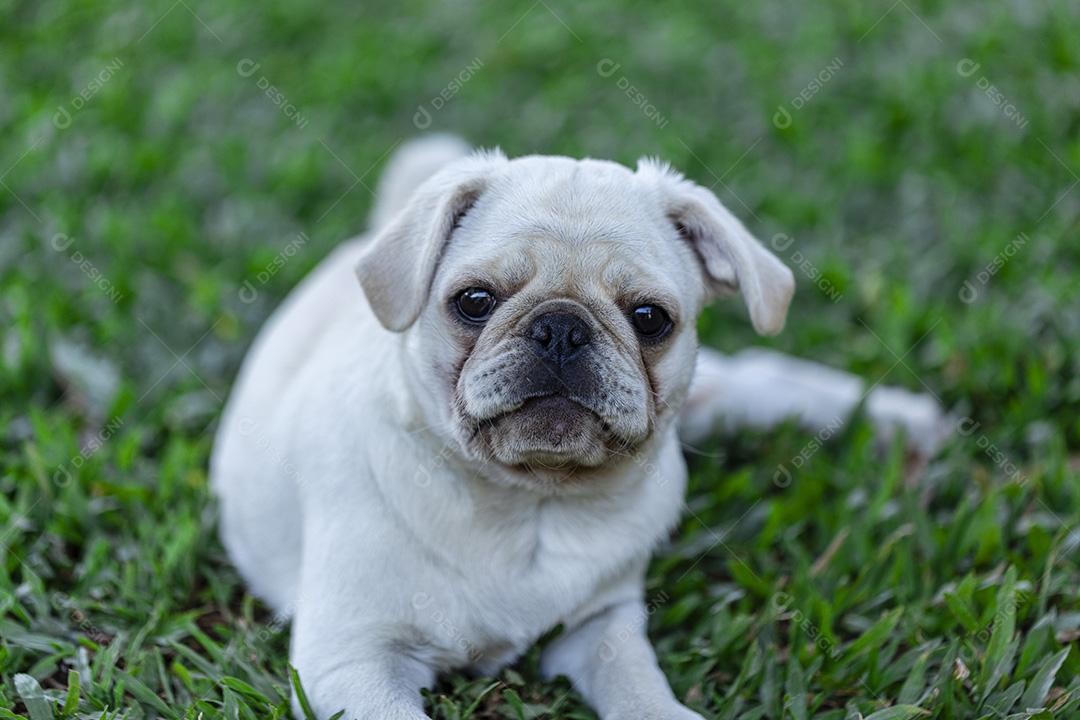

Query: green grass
2 0 1079 717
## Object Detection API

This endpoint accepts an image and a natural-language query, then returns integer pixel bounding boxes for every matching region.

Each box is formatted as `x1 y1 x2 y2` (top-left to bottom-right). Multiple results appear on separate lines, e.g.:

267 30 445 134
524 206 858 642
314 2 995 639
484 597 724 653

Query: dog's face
357 151 794 490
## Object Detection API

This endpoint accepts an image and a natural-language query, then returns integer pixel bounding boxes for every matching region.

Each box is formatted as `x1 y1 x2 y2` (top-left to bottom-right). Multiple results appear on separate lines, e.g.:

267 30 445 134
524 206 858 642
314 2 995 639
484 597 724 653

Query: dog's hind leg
679 347 950 456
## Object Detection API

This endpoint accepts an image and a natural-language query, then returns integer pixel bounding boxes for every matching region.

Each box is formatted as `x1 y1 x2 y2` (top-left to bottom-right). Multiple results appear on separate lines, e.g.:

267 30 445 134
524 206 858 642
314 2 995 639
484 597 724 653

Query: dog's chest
417 541 624 670
364 431 689 670
409 486 680 670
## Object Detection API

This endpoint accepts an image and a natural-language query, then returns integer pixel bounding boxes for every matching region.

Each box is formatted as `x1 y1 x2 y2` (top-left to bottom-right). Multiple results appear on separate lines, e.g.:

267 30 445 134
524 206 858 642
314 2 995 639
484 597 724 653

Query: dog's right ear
356 151 505 332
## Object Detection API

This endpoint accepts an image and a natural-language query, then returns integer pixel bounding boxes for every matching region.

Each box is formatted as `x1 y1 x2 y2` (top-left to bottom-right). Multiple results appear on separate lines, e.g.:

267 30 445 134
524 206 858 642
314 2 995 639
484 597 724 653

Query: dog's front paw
608 702 705 720
660 706 705 720
670 706 706 720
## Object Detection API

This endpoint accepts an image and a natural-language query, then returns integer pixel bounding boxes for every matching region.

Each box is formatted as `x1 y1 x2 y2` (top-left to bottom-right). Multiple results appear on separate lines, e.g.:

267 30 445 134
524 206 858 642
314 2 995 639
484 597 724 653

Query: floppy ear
356 151 505 331
638 158 795 336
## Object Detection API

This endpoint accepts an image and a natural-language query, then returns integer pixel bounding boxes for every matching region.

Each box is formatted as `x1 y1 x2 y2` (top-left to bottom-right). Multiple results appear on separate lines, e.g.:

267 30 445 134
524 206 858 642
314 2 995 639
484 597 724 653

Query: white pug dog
211 136 946 720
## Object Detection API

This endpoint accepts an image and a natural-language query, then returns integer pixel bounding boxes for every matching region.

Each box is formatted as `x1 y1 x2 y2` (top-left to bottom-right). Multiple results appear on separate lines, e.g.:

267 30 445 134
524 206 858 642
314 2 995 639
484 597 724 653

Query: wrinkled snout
455 300 654 474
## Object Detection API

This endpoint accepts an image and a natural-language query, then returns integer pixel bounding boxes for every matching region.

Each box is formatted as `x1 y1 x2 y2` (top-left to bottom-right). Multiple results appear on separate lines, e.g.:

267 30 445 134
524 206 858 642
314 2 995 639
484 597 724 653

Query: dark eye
630 305 672 340
455 287 497 323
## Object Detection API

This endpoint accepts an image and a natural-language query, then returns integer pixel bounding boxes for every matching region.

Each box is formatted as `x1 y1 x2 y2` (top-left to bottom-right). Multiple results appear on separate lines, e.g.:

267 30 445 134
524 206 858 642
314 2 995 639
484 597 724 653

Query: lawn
1 0 1078 718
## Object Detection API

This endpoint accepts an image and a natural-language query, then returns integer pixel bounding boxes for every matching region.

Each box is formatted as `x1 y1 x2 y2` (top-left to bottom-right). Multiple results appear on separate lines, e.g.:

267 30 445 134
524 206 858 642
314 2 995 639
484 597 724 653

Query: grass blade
784 656 808 720
898 648 932 705
289 665 317 720
846 607 904 660
14 674 53 720
1019 647 1070 710
863 704 929 720
60 669 80 717
980 566 1018 695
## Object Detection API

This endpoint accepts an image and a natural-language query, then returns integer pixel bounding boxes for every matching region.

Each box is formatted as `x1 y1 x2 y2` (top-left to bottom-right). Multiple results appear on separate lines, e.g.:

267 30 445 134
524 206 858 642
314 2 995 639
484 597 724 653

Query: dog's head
356 150 794 490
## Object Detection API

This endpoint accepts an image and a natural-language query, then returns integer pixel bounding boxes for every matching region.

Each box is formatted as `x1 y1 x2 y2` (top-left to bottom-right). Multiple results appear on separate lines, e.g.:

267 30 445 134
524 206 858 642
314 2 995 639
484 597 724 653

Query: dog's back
210 136 471 612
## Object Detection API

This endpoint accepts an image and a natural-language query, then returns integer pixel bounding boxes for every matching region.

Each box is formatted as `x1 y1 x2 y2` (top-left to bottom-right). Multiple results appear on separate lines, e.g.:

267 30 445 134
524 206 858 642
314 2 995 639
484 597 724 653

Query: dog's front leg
288 523 435 720
289 622 434 720
541 600 704 720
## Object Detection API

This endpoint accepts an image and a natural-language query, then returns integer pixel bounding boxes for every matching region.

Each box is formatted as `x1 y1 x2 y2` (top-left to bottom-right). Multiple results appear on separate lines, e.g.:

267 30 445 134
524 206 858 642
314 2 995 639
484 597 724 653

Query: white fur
682 348 951 456
211 136 945 720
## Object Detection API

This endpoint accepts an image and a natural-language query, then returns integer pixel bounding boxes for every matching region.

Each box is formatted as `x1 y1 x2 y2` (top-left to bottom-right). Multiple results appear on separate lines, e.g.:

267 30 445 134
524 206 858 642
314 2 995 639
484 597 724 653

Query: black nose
528 312 592 365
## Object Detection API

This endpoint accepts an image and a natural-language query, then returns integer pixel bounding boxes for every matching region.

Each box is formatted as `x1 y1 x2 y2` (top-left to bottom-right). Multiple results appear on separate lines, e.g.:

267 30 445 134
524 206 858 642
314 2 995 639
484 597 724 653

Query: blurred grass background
1 0 1078 717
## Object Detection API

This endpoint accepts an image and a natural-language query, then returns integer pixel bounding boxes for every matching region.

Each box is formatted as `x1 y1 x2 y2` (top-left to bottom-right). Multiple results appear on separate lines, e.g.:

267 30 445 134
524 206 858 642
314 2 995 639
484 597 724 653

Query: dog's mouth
467 395 614 471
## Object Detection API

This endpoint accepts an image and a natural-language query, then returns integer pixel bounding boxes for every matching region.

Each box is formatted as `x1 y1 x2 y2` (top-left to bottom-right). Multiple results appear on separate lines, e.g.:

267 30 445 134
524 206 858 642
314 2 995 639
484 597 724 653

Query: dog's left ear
638 158 795 335
356 151 505 331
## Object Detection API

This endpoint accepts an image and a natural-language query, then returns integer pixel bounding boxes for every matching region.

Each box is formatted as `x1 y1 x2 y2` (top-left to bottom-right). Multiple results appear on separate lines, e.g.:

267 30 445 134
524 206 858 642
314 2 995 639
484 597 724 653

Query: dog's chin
467 396 627 485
